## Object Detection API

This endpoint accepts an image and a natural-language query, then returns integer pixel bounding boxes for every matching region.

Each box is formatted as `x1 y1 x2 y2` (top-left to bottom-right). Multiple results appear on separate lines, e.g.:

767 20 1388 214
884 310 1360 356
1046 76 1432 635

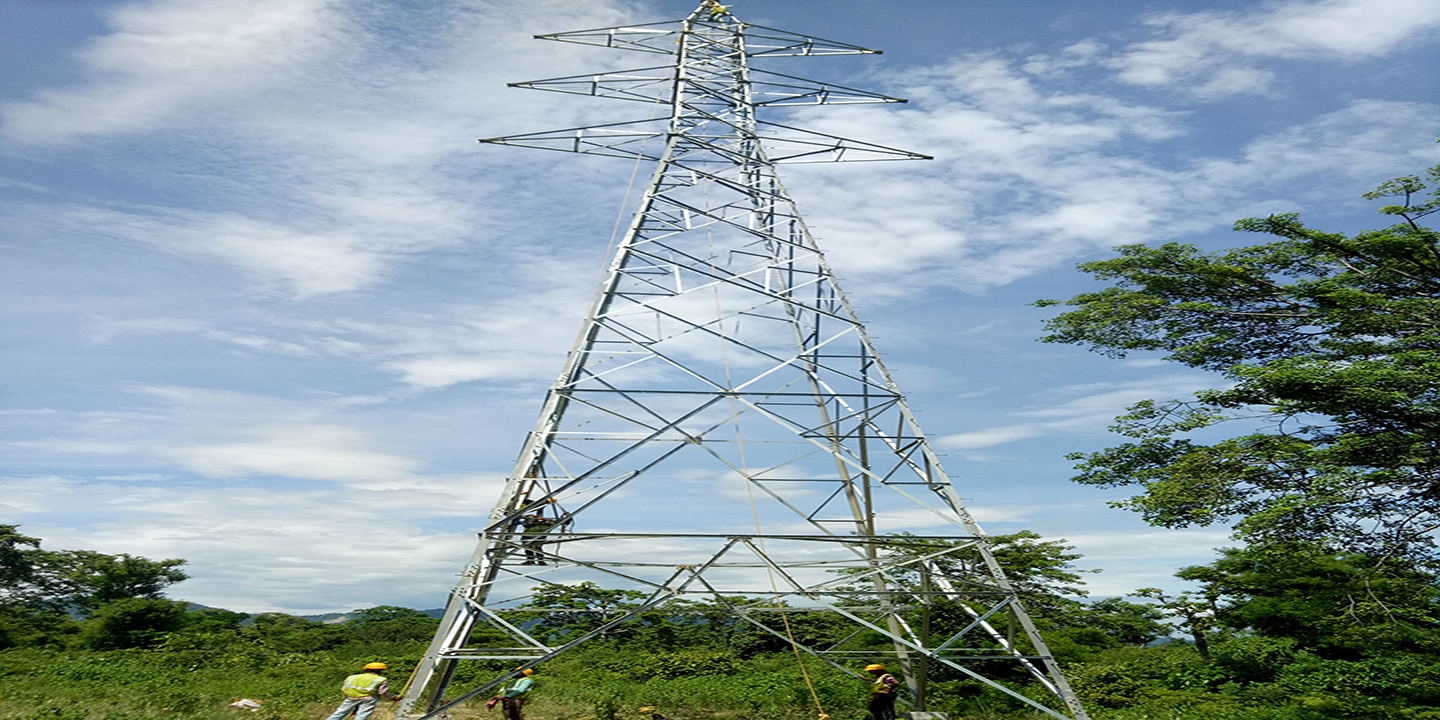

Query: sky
3 0 1440 615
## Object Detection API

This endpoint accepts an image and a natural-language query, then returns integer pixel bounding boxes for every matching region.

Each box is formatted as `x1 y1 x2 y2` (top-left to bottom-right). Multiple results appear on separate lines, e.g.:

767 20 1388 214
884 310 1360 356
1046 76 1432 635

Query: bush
76 599 190 650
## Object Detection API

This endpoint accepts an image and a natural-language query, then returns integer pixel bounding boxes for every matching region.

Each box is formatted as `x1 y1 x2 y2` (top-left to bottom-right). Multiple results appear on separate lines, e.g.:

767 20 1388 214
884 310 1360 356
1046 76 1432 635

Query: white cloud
157 424 421 482
785 57 1440 300
1194 100 1440 185
11 473 503 613
9 385 428 484
1 0 644 297
2 0 348 145
62 208 391 297
1065 529 1232 596
938 374 1218 450
940 425 1044 450
1114 0 1440 96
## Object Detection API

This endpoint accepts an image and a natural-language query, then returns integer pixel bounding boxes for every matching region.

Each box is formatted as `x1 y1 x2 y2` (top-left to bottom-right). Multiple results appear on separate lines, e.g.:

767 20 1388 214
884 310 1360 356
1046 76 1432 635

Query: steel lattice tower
398 4 1089 719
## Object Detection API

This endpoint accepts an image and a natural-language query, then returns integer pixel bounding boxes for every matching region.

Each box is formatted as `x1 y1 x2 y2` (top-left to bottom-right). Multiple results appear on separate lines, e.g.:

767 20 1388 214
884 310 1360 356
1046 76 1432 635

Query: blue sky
4 0 1440 614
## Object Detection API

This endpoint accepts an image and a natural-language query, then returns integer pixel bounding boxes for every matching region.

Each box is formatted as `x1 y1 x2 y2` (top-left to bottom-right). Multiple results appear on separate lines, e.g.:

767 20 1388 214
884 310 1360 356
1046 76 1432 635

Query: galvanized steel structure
397 4 1089 719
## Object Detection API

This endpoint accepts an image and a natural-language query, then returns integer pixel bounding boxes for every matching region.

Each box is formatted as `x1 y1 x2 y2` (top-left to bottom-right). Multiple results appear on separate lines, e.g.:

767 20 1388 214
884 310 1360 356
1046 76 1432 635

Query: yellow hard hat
364 662 388 670
865 664 886 672
522 668 535 676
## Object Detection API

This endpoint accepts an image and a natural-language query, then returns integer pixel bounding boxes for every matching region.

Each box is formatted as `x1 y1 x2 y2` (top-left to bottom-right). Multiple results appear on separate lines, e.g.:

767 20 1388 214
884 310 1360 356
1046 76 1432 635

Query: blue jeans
326 696 379 720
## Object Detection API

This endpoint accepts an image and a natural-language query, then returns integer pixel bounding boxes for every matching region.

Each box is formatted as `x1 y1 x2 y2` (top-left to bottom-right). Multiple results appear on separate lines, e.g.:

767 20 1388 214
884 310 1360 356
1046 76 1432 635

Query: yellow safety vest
342 673 386 698
871 674 897 695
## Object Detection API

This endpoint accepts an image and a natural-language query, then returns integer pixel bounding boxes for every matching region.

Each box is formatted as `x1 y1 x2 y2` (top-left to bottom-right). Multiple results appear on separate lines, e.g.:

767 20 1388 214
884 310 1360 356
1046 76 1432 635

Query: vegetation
1028 163 1440 718
8 166 1440 720
4 524 1440 720
1036 164 1440 564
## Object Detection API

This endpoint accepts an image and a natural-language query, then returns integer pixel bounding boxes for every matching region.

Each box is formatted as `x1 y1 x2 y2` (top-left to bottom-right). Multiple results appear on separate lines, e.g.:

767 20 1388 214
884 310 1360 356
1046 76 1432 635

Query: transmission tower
398 4 1089 720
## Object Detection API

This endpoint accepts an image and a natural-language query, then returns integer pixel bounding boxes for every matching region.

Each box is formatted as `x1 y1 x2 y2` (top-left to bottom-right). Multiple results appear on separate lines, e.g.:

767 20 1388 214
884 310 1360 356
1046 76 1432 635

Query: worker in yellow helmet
496 668 537 720
325 662 401 720
863 664 901 720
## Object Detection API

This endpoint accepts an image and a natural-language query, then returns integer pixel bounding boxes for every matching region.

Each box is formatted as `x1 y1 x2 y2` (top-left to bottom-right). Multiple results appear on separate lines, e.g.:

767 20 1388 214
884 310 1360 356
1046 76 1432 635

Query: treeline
0 524 441 653
3 525 1439 720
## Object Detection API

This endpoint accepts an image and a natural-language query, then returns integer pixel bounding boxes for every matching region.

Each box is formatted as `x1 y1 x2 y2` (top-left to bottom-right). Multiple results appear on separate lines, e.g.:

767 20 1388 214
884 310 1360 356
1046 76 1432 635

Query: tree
1036 163 1440 563
183 607 251 633
839 532 1094 602
515 582 650 642
1174 543 1440 660
835 532 1171 653
0 526 41 595
41 550 189 612
1133 588 1217 661
350 605 433 624
0 527 189 648
1068 597 1171 647
76 597 190 650
346 606 440 644
242 612 345 652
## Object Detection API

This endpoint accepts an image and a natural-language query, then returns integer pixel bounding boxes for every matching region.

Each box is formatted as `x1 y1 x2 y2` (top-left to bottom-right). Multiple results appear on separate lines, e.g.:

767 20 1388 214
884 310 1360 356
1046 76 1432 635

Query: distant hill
182 603 445 624
301 608 445 624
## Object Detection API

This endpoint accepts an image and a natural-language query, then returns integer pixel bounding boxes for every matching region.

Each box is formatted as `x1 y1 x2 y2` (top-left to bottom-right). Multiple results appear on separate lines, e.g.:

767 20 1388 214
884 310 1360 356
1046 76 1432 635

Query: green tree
516 582 650 643
1036 163 1440 563
0 527 189 648
1133 588 1217 661
834 533 1171 655
41 549 189 612
350 605 432 624
184 606 250 633
76 597 190 649
1068 597 1171 647
242 612 345 652
838 532 1094 604
346 606 439 644
1175 543 1440 660
0 525 41 596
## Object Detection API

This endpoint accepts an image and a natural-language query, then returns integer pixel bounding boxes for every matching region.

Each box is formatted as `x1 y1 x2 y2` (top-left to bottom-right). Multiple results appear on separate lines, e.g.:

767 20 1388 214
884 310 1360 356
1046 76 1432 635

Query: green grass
5 642 1436 720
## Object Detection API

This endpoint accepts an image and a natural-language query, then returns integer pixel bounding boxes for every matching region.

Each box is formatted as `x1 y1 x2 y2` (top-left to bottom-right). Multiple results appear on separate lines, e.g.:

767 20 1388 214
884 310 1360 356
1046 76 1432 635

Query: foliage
42 550 190 613
0 525 188 614
588 649 742 680
349 605 432 624
0 526 190 651
4 536 1437 720
0 526 42 594
1069 597 1171 647
1132 587 1218 661
344 606 439 644
76 598 191 650
516 582 651 643
241 613 346 653
832 532 1092 608
1035 164 1440 563
1174 543 1440 659
834 532 1172 657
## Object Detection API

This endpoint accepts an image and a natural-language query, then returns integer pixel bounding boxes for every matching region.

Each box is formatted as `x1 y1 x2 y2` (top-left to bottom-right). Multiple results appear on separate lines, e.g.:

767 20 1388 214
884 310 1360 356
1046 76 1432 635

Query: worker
496 668 536 720
706 1 731 17
325 662 400 720
519 511 554 565
863 663 901 720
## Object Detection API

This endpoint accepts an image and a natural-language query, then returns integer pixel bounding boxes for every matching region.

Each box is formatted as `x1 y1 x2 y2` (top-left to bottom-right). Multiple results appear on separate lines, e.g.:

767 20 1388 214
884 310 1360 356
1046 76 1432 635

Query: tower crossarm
535 20 881 57
512 66 907 106
480 118 930 162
